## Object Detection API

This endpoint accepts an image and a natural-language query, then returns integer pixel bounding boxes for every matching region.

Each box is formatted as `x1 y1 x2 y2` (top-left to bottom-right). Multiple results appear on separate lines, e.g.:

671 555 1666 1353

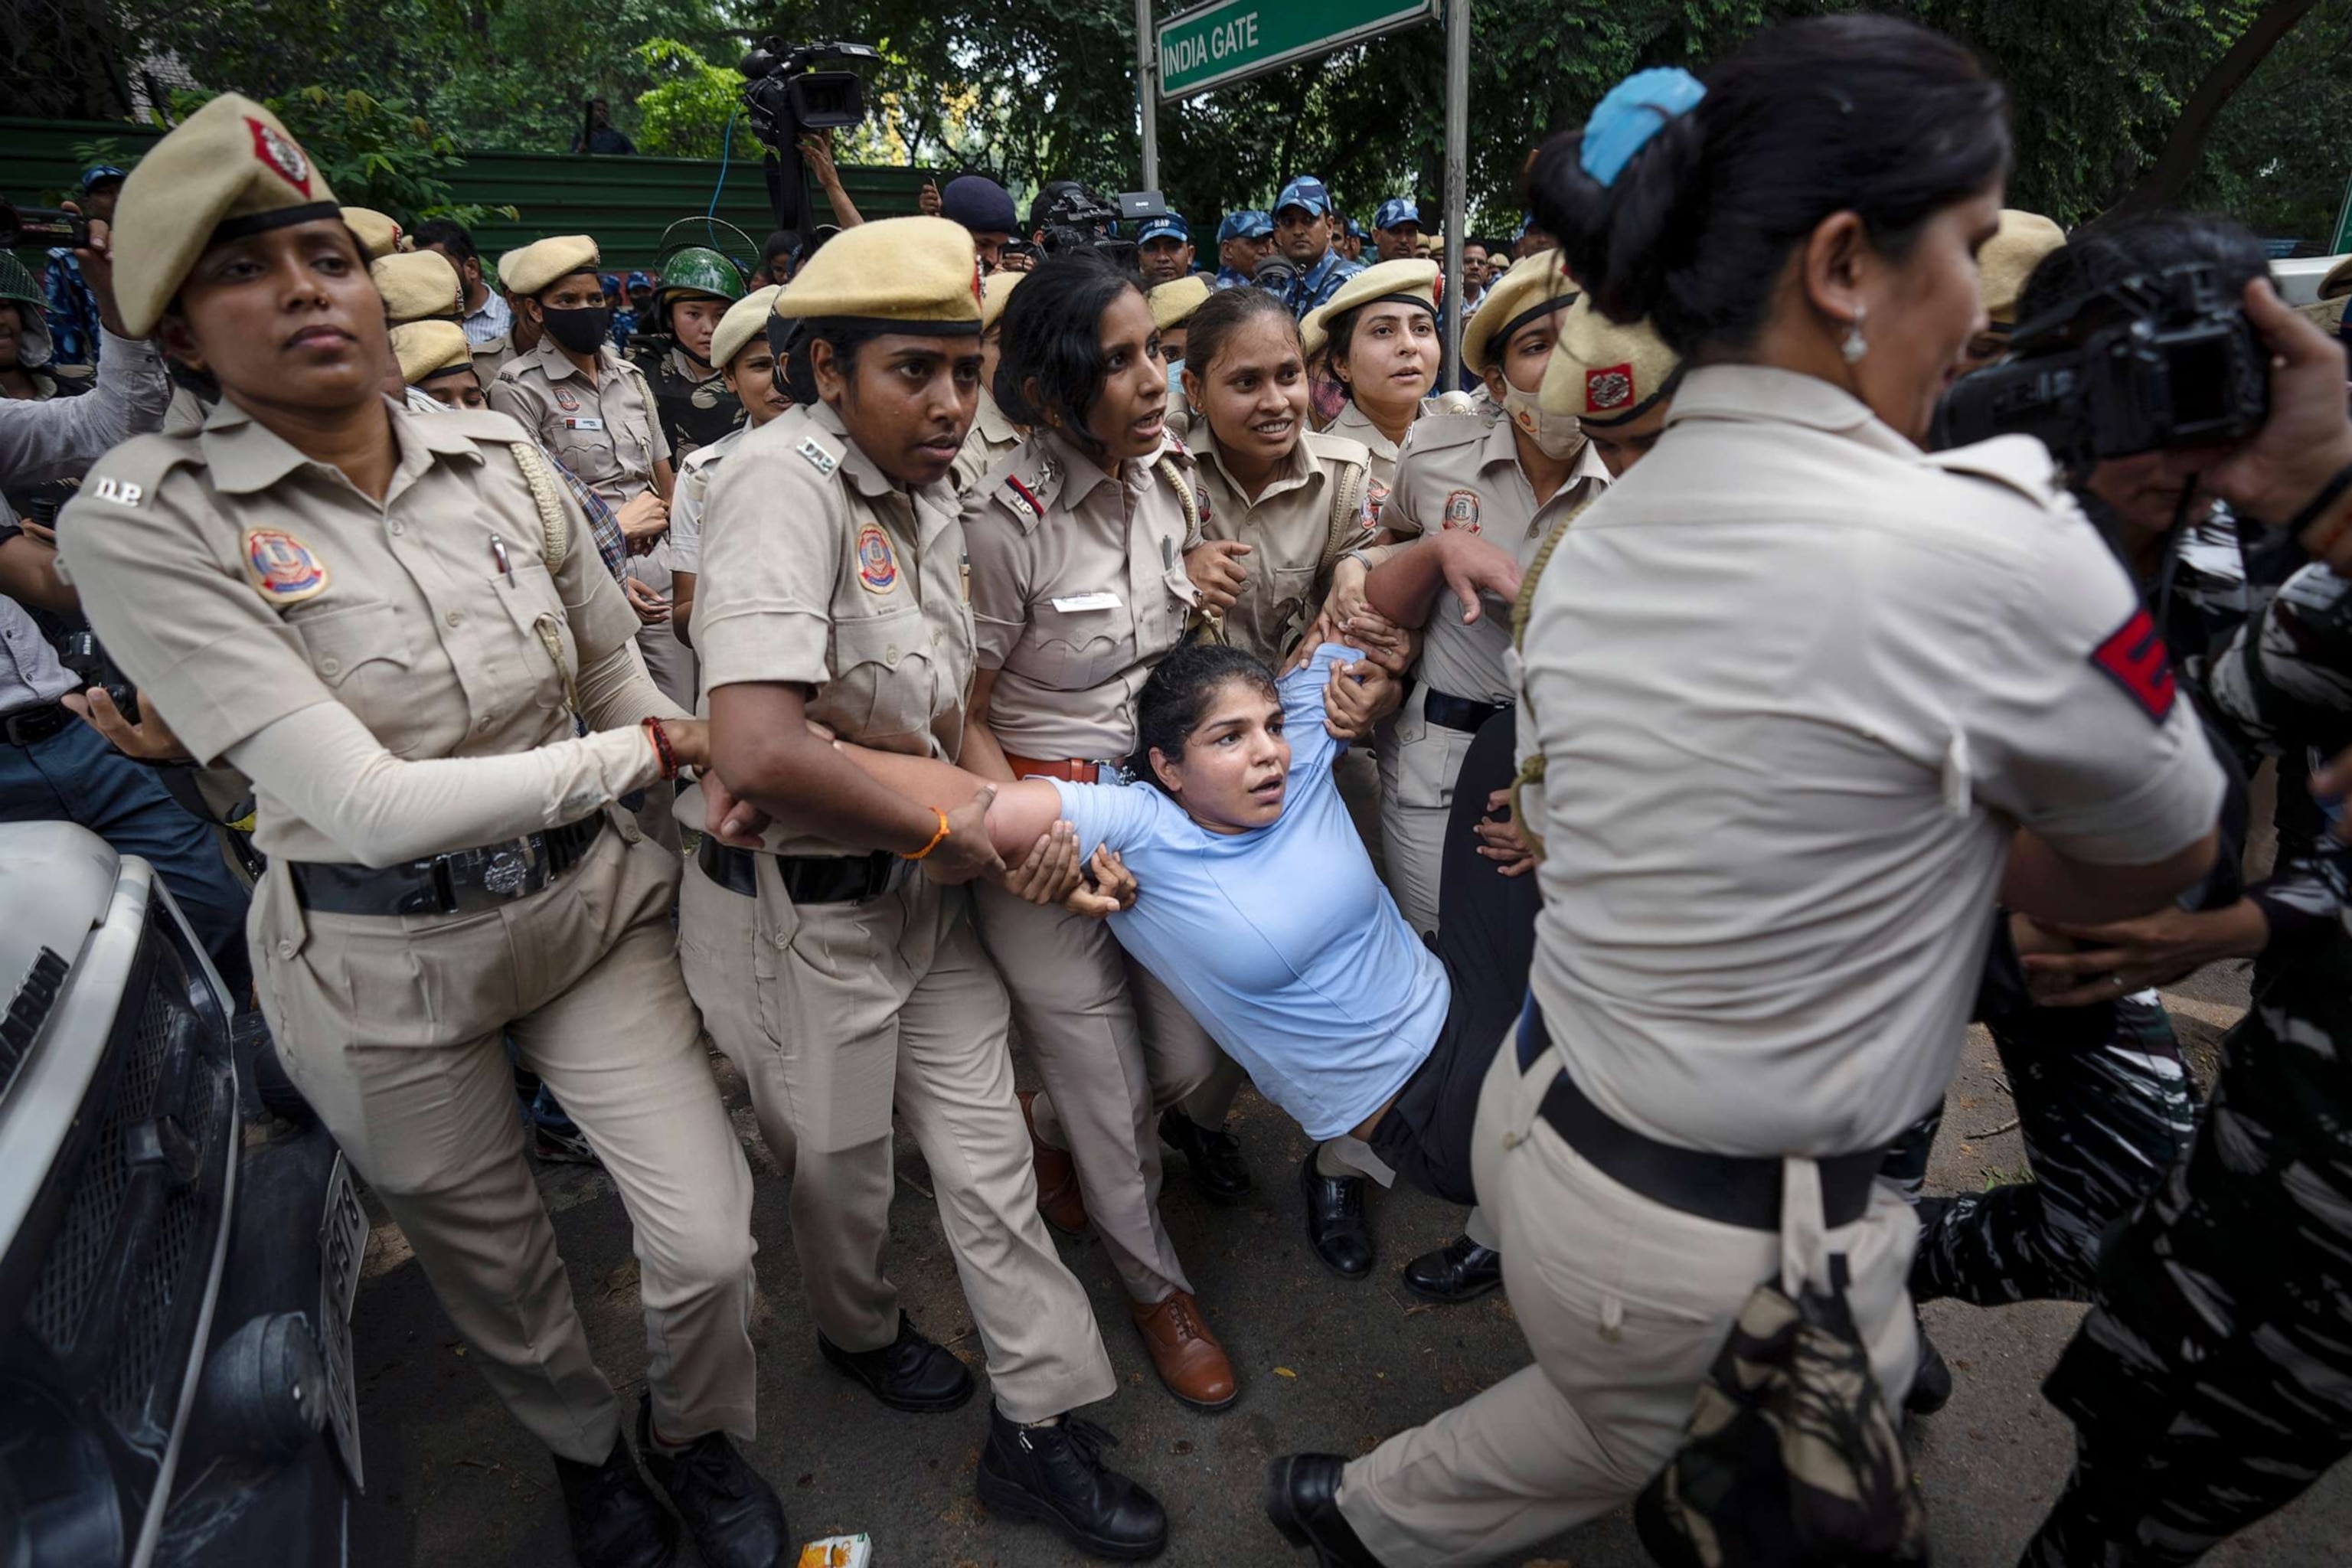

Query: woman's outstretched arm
825 740 1071 860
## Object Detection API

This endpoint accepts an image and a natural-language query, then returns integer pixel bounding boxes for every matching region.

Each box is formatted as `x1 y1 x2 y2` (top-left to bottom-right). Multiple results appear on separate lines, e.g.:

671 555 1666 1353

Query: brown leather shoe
1019 1090 1089 1236
1131 1290 1239 1411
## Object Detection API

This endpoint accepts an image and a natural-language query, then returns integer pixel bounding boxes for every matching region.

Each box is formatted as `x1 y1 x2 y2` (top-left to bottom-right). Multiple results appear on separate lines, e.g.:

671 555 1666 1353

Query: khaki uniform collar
1208 426 1320 503
200 394 485 497
1043 426 1122 510
526 333 609 384
804 399 900 503
1668 364 1916 459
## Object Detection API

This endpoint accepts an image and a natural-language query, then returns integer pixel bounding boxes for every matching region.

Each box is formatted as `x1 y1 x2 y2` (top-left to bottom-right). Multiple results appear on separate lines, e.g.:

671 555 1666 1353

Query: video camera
1940 263 2269 468
1030 184 1169 273
0 198 89 250
738 39 880 249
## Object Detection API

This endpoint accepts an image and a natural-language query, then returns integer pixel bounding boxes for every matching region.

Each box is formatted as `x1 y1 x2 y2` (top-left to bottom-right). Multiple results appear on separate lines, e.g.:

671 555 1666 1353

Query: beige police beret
112 93 341 338
2320 254 2352 303
1302 259 1441 360
1464 250 1576 377
2296 294 2350 335
390 320 473 385
502 235 602 299
372 250 464 326
1979 209 2066 327
1148 276 1213 334
979 269 1024 336
343 207 406 257
710 284 782 373
1538 291 1682 426
773 216 982 332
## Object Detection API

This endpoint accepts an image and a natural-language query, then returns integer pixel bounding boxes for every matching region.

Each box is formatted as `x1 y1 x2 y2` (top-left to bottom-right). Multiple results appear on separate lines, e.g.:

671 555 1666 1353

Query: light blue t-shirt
1050 645 1451 1140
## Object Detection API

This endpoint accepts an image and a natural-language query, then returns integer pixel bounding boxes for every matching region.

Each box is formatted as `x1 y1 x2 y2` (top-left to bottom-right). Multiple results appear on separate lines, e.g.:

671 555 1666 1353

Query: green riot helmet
0 253 54 370
655 247 746 363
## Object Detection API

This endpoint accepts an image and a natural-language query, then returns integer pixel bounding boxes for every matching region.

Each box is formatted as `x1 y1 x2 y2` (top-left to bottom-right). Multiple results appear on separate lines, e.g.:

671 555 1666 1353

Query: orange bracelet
903 807 952 861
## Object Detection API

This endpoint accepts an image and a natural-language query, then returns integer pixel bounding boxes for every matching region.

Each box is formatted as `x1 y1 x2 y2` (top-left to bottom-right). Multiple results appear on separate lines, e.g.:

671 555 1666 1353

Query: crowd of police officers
8 11 2352 1565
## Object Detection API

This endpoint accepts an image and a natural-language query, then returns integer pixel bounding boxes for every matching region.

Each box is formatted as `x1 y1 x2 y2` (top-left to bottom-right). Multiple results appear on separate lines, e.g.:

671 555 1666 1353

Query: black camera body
739 39 880 149
1941 263 2269 468
0 198 89 250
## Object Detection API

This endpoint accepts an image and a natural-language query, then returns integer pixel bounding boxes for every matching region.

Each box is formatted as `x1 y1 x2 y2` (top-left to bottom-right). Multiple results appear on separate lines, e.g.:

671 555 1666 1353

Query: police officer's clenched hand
1184 538 1252 613
2206 279 2352 574
920 785 1007 884
615 490 669 552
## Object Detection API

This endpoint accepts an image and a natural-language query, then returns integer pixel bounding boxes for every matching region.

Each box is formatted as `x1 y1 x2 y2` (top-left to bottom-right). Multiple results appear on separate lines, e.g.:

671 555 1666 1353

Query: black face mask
540 305 611 354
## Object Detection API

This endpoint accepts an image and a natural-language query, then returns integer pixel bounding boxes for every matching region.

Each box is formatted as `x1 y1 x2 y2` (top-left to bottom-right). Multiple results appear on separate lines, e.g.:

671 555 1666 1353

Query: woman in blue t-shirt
820 639 1538 1267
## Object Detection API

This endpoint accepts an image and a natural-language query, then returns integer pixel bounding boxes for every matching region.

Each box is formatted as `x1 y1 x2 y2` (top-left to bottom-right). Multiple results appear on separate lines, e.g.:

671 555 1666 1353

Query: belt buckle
481 835 538 899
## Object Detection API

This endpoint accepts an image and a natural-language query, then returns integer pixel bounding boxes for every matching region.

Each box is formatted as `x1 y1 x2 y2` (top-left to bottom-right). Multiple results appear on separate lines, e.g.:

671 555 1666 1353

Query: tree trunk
2105 0 2322 218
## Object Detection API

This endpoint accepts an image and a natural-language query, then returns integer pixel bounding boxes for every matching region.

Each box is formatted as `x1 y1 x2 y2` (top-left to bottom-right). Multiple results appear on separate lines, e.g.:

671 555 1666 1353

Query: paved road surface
347 959 2352 1566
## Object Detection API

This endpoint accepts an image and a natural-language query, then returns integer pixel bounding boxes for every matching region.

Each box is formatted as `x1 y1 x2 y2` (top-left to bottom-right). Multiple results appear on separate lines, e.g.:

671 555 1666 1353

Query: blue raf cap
77 164 128 194
1275 176 1335 217
1374 198 1421 230
1345 217 1368 239
1138 213 1191 245
625 270 654 290
1216 210 1273 243
599 273 619 292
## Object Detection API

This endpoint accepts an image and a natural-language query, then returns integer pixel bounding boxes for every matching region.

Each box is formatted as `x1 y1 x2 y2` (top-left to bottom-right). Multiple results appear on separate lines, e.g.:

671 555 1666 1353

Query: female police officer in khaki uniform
679 217 1169 1562
1366 252 1614 937
56 96 789 1568
1303 259 1443 496
959 252 1243 1413
949 268 1025 495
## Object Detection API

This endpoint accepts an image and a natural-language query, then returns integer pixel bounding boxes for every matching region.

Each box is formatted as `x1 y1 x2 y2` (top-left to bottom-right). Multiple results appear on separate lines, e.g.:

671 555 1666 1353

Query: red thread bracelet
642 717 678 781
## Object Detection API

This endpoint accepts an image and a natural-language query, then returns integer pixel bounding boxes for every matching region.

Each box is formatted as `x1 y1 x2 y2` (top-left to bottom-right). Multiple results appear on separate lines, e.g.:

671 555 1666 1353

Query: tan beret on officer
111 93 341 338
1463 249 1576 377
979 269 1024 336
1148 275 1213 334
343 207 406 257
373 249 464 326
1979 209 2066 328
390 319 473 385
1301 258 1440 359
501 234 602 299
1538 291 1682 426
2298 254 2352 334
771 215 982 331
709 284 782 372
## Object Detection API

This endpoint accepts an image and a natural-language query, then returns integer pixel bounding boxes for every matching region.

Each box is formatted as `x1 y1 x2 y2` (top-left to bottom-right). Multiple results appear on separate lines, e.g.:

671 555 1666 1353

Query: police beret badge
247 117 313 195
1585 363 1635 413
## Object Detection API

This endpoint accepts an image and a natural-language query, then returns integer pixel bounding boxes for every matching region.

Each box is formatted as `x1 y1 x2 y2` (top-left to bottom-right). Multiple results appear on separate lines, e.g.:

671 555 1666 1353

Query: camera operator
941 174 1024 274
1213 210 1274 290
2014 239 2352 1566
1 207 170 494
38 165 123 368
1269 175 1364 318
1268 21 2228 1564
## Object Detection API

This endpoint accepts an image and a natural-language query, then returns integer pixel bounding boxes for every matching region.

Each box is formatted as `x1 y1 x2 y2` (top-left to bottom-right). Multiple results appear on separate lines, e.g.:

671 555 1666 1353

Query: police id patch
854 523 898 593
243 527 330 604
2089 607 2177 723
1442 488 1481 532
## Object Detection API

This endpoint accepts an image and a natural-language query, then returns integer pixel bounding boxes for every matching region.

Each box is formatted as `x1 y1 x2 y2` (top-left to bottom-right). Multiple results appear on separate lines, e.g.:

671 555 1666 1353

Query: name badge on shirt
564 416 605 433
1050 591 1122 613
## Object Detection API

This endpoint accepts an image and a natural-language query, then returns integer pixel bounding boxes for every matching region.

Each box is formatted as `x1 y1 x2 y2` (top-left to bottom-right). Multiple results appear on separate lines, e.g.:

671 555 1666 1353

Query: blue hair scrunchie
1579 67 1707 188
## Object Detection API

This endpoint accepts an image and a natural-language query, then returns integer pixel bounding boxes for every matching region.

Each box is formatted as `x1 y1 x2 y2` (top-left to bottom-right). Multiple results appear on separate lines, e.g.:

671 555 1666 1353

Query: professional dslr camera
738 39 880 149
1940 263 2269 467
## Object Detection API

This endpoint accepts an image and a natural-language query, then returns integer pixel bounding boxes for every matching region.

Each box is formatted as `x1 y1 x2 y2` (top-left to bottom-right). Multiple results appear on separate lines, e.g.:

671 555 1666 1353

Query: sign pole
1137 0 1161 192
1442 0 1468 387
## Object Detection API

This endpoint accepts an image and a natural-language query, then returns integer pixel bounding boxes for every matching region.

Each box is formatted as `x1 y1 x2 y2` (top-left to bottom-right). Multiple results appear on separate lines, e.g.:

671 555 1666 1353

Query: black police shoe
1158 1108 1254 1204
551 1432 678 1568
975 1406 1168 1560
1906 1315 1954 1417
1266 1452 1382 1566
633 1395 790 1568
1400 1234 1502 1305
1298 1152 1374 1279
818 1310 976 1413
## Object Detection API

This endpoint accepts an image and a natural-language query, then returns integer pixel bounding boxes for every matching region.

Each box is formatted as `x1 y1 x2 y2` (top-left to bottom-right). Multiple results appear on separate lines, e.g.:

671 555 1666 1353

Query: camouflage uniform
2025 555 2352 1566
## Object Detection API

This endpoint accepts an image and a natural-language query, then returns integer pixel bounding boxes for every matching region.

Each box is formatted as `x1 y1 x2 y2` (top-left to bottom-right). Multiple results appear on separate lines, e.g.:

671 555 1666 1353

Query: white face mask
1501 380 1585 460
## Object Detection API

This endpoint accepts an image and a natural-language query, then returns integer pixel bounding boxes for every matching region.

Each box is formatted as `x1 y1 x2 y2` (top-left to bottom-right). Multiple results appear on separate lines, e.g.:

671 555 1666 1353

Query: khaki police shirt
1191 428 1373 665
488 336 668 509
54 398 640 864
471 334 514 394
962 430 1201 762
950 390 1024 498
668 423 746 576
693 400 975 857
1385 410 1610 704
1517 365 2227 1158
1323 399 1404 503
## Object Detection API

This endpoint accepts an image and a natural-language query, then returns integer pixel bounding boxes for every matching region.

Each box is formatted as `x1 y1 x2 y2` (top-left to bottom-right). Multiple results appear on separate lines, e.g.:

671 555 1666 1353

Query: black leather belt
290 814 605 916
2 701 73 746
1423 688 1503 735
1515 997 1883 1231
696 837 906 904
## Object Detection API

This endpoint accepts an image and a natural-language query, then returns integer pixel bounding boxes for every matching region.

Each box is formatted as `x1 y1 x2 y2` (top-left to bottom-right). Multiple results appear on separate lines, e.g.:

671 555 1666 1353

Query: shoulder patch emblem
854 523 899 593
245 117 313 194
797 436 840 477
1442 488 1481 533
2089 607 2177 724
243 527 329 604
1585 364 1635 412
1368 477 1390 522
1002 474 1044 524
88 475 145 508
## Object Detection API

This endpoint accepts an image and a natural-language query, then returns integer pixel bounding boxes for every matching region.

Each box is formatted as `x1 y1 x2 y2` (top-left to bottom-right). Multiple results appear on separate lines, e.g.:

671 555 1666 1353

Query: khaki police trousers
679 861 1117 1423
256 815 759 1465
1376 679 1481 938
975 881 1219 1305
1335 1031 1921 1565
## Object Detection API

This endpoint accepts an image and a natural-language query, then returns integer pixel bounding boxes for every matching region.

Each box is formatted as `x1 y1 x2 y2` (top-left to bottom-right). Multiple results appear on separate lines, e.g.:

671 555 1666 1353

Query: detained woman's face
1337 302 1439 416
1152 677 1293 835
166 218 386 416
1188 314 1308 474
1080 286 1168 462
1857 184 2004 444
